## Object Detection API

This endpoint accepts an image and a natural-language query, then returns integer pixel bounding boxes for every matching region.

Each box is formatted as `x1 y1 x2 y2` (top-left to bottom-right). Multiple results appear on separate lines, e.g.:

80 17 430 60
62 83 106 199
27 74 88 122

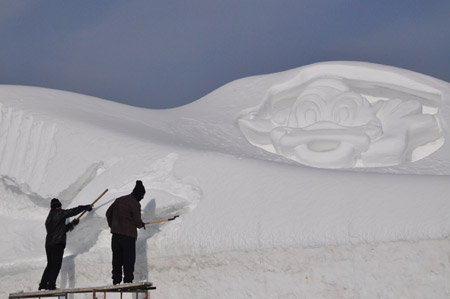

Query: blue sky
0 1 449 109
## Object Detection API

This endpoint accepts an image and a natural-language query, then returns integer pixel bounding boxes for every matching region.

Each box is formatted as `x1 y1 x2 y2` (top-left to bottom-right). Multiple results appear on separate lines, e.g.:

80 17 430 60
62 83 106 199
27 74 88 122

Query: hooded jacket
106 194 144 238
45 205 87 246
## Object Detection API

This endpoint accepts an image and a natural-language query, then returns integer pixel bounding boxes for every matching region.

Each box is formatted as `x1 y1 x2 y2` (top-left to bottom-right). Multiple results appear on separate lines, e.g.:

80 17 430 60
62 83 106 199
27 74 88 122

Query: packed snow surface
1 61 450 298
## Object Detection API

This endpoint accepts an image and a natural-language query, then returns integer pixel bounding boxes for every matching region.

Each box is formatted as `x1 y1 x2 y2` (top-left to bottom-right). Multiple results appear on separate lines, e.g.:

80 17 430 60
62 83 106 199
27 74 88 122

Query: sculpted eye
296 101 321 127
333 97 358 126
304 107 318 126
289 94 323 127
334 106 352 124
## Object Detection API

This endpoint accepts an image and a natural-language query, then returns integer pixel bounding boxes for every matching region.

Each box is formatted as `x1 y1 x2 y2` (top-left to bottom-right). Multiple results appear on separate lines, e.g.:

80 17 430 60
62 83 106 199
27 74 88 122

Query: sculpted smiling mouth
270 121 379 168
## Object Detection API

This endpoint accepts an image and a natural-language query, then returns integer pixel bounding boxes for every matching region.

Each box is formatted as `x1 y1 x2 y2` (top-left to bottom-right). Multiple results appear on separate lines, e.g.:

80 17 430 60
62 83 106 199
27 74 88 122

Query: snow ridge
0 104 57 191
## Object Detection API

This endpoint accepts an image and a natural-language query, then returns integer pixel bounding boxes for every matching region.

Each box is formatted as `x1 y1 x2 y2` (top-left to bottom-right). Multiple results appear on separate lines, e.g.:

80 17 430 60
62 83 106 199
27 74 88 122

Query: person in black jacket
38 198 92 291
106 180 146 285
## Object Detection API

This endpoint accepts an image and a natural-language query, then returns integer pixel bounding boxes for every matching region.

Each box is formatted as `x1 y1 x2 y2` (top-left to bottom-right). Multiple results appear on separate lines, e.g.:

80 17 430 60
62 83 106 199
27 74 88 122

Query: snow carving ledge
238 62 446 168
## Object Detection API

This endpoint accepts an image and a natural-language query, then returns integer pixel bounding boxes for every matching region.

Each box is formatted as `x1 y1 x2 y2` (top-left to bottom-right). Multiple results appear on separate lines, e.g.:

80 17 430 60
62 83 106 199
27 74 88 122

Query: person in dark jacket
38 198 92 290
106 180 146 285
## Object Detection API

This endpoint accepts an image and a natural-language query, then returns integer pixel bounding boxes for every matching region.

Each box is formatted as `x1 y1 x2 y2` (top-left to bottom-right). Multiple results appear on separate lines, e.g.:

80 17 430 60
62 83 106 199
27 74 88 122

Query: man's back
106 194 144 238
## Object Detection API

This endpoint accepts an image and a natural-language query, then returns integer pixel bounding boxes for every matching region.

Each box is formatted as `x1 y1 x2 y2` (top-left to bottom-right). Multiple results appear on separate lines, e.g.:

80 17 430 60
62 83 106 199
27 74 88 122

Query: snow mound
1 62 450 298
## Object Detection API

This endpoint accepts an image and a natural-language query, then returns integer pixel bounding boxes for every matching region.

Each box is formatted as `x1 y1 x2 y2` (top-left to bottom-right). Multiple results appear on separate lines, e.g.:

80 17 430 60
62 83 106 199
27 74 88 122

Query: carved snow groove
0 103 57 190
238 77 444 169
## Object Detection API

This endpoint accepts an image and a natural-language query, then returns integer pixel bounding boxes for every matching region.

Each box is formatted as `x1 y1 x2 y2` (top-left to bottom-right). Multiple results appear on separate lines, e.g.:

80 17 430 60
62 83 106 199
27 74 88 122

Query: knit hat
50 198 62 209
131 180 146 201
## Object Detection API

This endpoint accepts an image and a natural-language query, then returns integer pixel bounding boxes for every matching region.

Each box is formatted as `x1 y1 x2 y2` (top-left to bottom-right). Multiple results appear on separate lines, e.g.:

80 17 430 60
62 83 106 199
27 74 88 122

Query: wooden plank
93 282 154 291
9 282 154 298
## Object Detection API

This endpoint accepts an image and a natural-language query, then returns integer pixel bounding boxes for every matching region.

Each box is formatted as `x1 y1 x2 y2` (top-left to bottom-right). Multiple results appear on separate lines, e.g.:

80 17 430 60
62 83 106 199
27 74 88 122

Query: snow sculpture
238 65 444 168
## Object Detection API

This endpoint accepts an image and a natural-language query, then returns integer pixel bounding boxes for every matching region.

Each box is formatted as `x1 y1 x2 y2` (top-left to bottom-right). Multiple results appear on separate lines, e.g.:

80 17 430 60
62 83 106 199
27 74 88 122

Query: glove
66 223 74 232
84 205 93 212
66 219 78 232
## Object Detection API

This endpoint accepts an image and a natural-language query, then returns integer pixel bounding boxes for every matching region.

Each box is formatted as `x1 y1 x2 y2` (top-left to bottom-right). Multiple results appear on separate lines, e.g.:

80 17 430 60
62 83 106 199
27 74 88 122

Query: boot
38 283 48 290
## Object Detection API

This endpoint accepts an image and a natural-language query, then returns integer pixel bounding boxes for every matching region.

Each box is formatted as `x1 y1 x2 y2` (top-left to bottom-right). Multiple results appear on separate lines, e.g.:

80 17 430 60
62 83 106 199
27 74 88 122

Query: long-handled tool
144 215 179 225
76 189 109 220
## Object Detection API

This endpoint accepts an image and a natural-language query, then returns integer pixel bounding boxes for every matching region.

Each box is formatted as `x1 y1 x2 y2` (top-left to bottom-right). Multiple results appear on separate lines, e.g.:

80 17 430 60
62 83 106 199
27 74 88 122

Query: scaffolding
9 282 156 299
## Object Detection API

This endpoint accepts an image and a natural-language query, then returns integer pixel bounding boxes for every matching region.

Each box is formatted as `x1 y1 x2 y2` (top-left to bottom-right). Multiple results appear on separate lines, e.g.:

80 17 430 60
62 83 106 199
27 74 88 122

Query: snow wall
1 61 450 298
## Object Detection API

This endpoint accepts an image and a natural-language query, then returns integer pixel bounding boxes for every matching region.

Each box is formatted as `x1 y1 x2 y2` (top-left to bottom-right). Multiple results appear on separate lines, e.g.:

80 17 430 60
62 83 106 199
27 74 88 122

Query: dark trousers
39 243 65 289
111 233 136 284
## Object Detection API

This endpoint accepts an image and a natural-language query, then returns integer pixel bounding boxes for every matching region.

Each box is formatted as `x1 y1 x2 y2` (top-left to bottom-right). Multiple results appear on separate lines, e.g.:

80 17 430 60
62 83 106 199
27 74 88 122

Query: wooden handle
144 215 179 225
91 189 109 206
76 189 109 220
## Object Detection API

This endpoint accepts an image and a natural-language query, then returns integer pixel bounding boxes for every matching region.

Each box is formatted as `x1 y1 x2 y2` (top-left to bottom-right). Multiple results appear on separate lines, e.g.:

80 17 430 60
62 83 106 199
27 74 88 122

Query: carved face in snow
238 77 443 168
